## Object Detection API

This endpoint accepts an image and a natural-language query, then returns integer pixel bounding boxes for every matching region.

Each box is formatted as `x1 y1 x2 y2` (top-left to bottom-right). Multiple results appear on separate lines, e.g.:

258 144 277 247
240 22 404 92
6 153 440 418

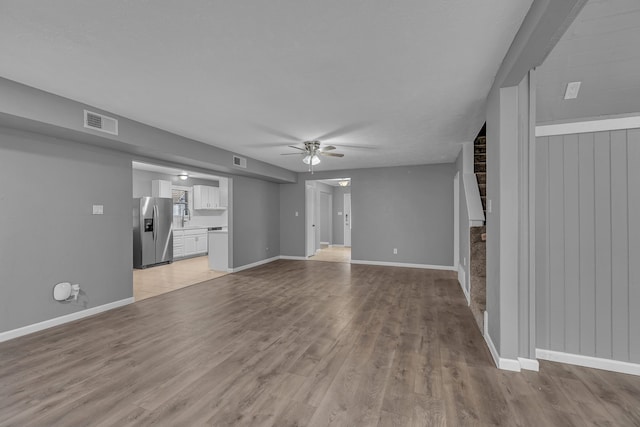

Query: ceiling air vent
233 155 247 168
84 110 118 135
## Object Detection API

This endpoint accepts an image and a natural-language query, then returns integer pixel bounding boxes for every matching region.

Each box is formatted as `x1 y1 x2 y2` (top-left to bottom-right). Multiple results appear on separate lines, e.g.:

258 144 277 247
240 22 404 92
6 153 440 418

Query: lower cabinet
173 229 208 259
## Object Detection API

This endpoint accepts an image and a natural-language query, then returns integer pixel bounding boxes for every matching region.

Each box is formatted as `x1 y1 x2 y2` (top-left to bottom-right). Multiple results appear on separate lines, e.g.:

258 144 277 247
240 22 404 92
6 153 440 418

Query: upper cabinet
193 185 225 210
152 180 172 198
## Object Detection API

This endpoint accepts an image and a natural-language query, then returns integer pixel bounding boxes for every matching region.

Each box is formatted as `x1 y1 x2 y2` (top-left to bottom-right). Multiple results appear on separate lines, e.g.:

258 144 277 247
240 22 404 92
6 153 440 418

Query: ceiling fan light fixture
303 154 321 165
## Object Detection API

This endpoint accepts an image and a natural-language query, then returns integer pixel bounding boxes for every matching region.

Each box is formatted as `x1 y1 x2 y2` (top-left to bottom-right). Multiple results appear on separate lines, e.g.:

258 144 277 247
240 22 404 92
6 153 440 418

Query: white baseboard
329 244 345 248
350 259 456 271
536 348 640 376
320 241 330 245
518 357 540 371
483 319 521 372
279 255 308 261
0 297 135 343
457 266 470 305
230 256 280 273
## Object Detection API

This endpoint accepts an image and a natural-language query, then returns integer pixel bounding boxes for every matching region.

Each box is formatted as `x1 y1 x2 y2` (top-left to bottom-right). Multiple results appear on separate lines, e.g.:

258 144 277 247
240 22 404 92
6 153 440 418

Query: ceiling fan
281 140 344 172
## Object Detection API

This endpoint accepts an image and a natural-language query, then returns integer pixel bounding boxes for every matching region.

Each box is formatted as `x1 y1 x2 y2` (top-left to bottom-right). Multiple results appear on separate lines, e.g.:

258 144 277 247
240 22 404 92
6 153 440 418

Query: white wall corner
518 357 540 371
484 320 522 372
0 297 135 343
458 266 470 305
536 348 640 377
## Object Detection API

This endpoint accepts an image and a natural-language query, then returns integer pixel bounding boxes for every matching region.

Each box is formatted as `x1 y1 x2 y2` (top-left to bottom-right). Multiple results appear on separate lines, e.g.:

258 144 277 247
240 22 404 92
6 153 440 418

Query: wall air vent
83 110 118 135
233 155 247 168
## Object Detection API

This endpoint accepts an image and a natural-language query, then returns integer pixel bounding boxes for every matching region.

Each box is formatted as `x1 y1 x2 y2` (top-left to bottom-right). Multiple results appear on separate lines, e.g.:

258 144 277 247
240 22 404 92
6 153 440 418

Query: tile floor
133 256 228 301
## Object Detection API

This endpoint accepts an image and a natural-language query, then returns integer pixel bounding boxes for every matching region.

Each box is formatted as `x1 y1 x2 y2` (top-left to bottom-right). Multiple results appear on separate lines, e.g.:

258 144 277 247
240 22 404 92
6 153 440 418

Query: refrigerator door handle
153 205 157 241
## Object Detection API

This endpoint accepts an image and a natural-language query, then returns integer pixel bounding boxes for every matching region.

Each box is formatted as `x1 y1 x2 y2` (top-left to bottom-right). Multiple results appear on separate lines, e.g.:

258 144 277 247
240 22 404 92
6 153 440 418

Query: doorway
305 178 351 263
132 161 231 301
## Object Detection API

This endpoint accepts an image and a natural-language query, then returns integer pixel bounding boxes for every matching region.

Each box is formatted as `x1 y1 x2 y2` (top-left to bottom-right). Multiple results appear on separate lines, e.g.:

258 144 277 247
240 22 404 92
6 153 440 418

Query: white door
305 183 316 257
344 193 351 247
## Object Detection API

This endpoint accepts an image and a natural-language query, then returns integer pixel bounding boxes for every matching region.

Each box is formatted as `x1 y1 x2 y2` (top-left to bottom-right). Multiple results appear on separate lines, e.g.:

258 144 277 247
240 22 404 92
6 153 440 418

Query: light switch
338 212 342 216
487 199 492 214
93 205 104 215
295 211 299 217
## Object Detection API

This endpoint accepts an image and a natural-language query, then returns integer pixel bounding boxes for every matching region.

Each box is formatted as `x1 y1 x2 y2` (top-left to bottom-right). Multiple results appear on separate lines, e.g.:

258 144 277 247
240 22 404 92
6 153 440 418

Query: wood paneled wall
535 129 640 363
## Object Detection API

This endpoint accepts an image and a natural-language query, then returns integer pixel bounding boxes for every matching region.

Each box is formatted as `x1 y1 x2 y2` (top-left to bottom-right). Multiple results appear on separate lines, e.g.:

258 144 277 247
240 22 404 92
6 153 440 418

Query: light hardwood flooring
133 256 227 301
308 245 351 263
1 260 640 426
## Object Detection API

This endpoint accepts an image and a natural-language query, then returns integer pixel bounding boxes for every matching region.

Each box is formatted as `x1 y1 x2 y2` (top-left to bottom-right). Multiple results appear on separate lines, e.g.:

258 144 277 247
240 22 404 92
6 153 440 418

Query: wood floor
1 260 639 426
133 255 228 301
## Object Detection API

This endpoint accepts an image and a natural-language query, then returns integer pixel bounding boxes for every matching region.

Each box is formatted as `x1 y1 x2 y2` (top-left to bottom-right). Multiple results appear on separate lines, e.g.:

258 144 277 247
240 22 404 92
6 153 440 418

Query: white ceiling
0 0 533 172
537 0 640 123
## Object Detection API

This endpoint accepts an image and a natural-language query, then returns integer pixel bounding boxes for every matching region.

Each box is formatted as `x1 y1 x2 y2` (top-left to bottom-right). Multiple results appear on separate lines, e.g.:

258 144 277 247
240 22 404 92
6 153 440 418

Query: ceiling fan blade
280 152 305 156
288 145 306 151
332 143 379 150
321 152 344 157
320 145 336 151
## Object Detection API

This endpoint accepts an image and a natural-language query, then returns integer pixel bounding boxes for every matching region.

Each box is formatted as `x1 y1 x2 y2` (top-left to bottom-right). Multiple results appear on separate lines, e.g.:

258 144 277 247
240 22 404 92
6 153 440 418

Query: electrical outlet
393 248 398 255
295 211 299 217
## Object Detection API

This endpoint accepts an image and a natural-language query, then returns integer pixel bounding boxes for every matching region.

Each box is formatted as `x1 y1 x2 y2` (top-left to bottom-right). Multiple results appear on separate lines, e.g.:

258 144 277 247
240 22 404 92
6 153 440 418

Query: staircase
469 135 486 332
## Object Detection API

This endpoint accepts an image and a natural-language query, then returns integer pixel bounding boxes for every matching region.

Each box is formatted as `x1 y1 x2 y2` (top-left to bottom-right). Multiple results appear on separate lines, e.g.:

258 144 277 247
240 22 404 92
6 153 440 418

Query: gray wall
332 186 351 246
536 129 640 363
319 191 332 244
280 164 455 266
232 176 280 268
0 127 133 333
0 77 296 183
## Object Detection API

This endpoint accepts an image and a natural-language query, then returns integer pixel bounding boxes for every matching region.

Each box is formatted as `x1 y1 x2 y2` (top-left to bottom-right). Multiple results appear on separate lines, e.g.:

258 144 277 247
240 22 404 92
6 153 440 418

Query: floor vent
233 155 247 168
84 110 118 135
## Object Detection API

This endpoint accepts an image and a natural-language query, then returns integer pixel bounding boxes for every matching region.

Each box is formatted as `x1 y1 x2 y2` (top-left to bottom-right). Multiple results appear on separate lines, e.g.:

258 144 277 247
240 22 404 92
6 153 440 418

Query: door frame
305 182 316 257
344 193 351 247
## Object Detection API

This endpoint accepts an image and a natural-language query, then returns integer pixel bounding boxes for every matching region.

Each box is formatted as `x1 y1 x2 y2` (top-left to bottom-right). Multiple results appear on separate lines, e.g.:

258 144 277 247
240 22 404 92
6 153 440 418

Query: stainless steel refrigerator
133 197 173 268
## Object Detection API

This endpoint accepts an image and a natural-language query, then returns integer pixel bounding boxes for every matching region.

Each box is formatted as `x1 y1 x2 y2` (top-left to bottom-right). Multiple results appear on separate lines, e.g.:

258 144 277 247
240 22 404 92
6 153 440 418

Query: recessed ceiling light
178 173 189 180
564 81 581 100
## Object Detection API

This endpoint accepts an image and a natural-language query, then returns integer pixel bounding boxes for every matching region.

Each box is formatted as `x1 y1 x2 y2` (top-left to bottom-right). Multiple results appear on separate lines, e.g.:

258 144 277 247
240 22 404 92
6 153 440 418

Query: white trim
484 329 521 372
0 297 134 343
279 255 308 261
536 348 640 376
518 357 540 372
535 115 640 137
329 244 345 248
229 256 280 273
350 259 456 271
457 266 470 305
469 220 484 227
320 241 330 245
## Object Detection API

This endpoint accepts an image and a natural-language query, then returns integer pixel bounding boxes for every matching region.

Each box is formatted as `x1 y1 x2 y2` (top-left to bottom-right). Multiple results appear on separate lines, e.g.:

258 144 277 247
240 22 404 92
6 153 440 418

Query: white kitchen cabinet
195 234 208 253
152 180 172 198
193 185 223 209
173 230 185 258
182 228 209 257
